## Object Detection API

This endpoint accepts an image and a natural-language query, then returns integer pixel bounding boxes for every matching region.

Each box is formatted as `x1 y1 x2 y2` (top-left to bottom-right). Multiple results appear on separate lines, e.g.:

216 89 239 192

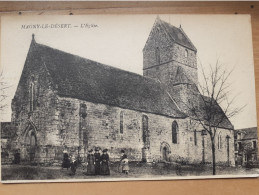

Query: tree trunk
211 139 216 175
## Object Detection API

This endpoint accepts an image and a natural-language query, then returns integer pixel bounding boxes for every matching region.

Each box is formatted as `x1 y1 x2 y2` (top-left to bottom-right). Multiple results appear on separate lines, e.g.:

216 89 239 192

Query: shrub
168 155 190 165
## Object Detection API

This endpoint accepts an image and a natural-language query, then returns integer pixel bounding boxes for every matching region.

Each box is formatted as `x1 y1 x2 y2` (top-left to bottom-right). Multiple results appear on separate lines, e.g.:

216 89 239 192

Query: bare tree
186 60 244 175
0 71 10 112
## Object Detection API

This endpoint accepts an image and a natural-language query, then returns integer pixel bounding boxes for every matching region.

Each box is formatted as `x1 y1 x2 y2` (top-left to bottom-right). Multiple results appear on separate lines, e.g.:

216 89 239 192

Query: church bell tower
143 17 198 88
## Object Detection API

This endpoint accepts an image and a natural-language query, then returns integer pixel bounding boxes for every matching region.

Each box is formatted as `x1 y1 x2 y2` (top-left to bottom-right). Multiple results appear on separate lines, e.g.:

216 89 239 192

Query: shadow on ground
2 162 259 181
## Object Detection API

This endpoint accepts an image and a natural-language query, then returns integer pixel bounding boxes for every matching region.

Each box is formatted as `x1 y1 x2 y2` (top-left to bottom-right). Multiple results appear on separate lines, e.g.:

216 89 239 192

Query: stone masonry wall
143 20 174 70
143 20 198 86
53 96 234 166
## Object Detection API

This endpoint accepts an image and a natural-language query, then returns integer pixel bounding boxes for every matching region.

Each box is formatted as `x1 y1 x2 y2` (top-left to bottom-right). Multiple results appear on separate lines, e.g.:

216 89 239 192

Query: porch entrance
25 129 37 162
161 142 171 161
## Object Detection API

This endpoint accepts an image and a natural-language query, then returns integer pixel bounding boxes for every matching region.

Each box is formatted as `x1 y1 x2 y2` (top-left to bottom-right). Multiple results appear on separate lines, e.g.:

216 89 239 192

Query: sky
0 15 257 129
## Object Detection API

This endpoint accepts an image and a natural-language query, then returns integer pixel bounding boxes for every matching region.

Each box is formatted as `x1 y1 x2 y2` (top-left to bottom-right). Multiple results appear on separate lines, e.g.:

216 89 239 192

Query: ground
2 162 259 181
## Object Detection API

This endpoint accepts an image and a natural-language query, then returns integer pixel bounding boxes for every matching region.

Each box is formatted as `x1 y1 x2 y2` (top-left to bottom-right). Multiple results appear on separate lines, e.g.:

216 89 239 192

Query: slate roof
198 95 234 130
30 40 186 118
170 84 234 130
158 18 197 52
236 127 258 140
25 34 233 130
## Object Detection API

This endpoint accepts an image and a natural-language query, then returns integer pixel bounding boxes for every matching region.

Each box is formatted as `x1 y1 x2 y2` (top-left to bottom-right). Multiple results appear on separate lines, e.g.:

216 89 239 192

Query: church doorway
160 142 171 161
162 147 168 161
25 129 37 162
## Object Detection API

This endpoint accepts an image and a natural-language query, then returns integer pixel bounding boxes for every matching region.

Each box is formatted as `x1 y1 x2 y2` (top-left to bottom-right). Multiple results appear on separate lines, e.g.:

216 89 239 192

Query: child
121 154 129 174
119 149 126 173
70 155 77 175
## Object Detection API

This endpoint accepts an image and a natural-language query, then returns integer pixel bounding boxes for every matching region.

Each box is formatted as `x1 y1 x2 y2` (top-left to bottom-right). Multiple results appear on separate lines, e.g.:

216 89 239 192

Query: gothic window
155 47 160 65
238 142 242 150
235 143 238 151
253 141 257 149
142 115 150 148
218 133 222 149
120 111 124 134
184 49 188 58
83 131 88 145
29 77 35 112
172 121 178 144
237 133 241 140
194 130 197 146
25 130 36 147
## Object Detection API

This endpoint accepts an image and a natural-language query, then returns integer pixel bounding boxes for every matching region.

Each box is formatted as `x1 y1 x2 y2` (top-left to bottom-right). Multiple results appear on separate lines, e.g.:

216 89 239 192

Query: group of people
62 148 130 176
62 148 111 176
86 148 110 176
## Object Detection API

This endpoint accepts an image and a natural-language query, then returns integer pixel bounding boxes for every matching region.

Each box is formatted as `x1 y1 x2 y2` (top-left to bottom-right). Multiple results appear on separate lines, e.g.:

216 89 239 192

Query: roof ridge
178 26 197 52
236 127 257 131
159 19 197 52
143 16 174 51
156 79 184 115
159 19 176 43
33 40 186 118
35 42 158 83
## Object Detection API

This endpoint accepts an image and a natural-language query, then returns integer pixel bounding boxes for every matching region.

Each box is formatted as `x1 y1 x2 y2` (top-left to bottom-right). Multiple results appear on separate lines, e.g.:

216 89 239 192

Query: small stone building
1 122 16 164
234 127 258 167
10 17 235 165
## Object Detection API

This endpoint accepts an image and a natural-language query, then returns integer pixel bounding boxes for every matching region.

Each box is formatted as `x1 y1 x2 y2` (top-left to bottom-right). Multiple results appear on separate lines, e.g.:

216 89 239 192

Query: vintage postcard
0 15 258 183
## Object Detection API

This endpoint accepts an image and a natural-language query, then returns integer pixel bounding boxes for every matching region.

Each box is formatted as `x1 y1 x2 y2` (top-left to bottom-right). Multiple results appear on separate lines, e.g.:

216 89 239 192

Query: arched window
142 115 149 148
194 130 197 146
29 77 35 112
253 141 257 149
172 121 178 144
155 47 160 65
184 49 188 58
30 131 36 147
218 133 222 149
120 111 124 134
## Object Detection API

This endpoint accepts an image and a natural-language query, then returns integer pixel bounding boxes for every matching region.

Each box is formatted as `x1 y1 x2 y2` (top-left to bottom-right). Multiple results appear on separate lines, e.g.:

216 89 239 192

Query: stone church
10 17 235 165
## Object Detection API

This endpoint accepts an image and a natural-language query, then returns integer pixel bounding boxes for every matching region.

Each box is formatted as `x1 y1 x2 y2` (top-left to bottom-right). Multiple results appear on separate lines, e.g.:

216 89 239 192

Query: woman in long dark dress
94 148 101 175
100 149 110 175
86 149 95 175
62 150 70 170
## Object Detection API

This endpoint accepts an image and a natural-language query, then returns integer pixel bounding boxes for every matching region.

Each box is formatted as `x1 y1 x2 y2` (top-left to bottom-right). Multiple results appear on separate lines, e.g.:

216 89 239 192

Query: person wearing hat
100 149 110 175
94 147 101 175
119 150 129 174
86 149 95 175
70 154 77 175
121 154 129 174
119 149 126 173
62 149 70 170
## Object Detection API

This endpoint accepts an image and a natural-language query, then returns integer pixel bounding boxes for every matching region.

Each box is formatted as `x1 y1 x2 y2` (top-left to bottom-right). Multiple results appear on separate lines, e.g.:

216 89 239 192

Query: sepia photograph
0 14 258 183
